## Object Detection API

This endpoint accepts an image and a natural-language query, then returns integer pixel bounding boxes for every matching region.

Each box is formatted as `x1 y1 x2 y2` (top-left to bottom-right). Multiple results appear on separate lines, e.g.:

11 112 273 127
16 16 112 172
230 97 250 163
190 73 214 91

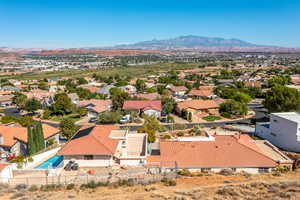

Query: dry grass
1 171 300 200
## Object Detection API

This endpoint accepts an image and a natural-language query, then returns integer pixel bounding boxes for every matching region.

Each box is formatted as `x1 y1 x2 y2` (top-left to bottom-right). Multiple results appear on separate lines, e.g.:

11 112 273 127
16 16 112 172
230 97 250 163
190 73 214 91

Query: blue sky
1 0 300 48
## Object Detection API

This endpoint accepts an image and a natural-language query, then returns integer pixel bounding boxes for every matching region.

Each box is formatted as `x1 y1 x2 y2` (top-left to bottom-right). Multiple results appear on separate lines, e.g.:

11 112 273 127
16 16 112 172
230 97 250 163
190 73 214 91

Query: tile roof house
0 95 13 107
290 75 300 85
176 100 220 120
79 100 112 118
244 81 262 88
57 125 147 167
168 85 188 96
147 134 279 174
96 85 116 96
123 100 162 118
80 85 99 93
24 89 55 107
188 89 215 99
0 124 60 157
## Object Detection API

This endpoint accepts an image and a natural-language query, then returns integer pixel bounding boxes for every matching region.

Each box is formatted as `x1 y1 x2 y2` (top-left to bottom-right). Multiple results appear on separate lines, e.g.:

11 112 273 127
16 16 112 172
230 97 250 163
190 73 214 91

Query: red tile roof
169 86 188 92
177 100 219 111
149 134 277 168
0 124 60 147
79 100 112 113
188 89 213 97
123 100 162 111
57 125 120 156
0 163 8 171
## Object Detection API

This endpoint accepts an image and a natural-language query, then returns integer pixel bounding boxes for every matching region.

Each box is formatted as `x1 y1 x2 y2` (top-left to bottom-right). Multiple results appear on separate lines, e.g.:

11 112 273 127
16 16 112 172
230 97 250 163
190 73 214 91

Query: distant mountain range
117 35 258 48
1 35 300 53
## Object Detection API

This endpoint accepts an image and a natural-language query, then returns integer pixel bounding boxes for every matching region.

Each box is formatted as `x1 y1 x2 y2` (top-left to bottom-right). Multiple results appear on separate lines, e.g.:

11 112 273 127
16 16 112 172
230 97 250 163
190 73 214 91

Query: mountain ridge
117 35 260 48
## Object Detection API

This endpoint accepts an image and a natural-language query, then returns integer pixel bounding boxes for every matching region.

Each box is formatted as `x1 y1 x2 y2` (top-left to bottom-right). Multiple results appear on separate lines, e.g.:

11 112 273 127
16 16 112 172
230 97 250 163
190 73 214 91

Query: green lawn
49 113 82 123
202 115 221 121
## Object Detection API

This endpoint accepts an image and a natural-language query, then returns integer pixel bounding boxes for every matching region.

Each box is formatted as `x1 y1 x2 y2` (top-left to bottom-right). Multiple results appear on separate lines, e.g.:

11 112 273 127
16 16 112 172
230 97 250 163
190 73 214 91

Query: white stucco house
57 125 148 167
122 100 162 118
255 112 300 153
0 164 13 183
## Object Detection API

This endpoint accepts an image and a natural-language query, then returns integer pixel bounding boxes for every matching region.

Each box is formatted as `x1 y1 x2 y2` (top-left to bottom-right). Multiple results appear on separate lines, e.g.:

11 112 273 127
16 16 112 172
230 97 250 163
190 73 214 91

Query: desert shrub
219 169 234 176
221 112 231 118
177 132 184 137
28 185 38 192
40 184 62 191
161 178 176 186
10 192 25 199
173 123 187 130
117 179 135 187
162 134 171 139
66 183 75 190
15 184 27 190
178 169 192 176
275 165 290 173
80 181 108 189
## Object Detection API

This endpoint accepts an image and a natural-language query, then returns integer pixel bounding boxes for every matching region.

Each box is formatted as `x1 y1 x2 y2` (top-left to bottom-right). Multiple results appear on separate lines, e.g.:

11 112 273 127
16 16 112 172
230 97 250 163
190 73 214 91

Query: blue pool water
35 155 63 169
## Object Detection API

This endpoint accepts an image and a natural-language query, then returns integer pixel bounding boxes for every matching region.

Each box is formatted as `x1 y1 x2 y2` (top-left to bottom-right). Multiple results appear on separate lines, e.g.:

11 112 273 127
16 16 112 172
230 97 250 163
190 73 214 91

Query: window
258 168 269 173
231 168 237 172
84 155 94 160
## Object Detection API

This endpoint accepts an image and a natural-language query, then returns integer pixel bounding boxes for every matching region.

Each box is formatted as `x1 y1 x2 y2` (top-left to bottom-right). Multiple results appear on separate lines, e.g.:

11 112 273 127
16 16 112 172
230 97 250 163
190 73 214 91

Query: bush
28 185 38 192
178 169 192 176
220 112 231 118
162 134 171 139
173 124 187 130
177 132 184 136
66 183 75 190
219 169 234 176
161 178 176 186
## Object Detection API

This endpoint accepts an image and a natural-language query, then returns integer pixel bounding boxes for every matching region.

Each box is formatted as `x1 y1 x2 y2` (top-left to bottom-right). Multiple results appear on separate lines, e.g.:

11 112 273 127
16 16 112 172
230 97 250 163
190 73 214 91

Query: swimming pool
35 155 63 169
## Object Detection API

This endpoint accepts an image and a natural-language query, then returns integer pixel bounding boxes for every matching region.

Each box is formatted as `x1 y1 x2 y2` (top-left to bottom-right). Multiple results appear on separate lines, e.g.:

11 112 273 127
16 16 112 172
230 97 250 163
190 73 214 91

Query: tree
38 81 48 90
98 111 122 124
233 92 252 104
77 107 88 117
114 80 129 87
42 109 51 119
135 79 147 92
263 85 300 113
51 93 73 115
76 77 88 85
268 75 291 87
27 122 45 155
219 100 248 117
60 118 79 139
142 114 162 142
110 88 130 110
12 92 27 109
162 97 176 114
24 99 41 113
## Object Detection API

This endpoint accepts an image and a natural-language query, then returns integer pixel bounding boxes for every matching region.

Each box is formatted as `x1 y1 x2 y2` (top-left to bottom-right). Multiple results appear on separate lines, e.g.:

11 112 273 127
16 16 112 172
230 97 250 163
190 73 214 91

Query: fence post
86 175 88 184
46 176 48 185
26 177 29 185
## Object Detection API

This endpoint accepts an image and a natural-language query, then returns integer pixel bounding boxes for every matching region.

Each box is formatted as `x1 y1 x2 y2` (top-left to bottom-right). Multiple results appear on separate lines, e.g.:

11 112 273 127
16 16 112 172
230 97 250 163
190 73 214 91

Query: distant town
0 47 300 199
